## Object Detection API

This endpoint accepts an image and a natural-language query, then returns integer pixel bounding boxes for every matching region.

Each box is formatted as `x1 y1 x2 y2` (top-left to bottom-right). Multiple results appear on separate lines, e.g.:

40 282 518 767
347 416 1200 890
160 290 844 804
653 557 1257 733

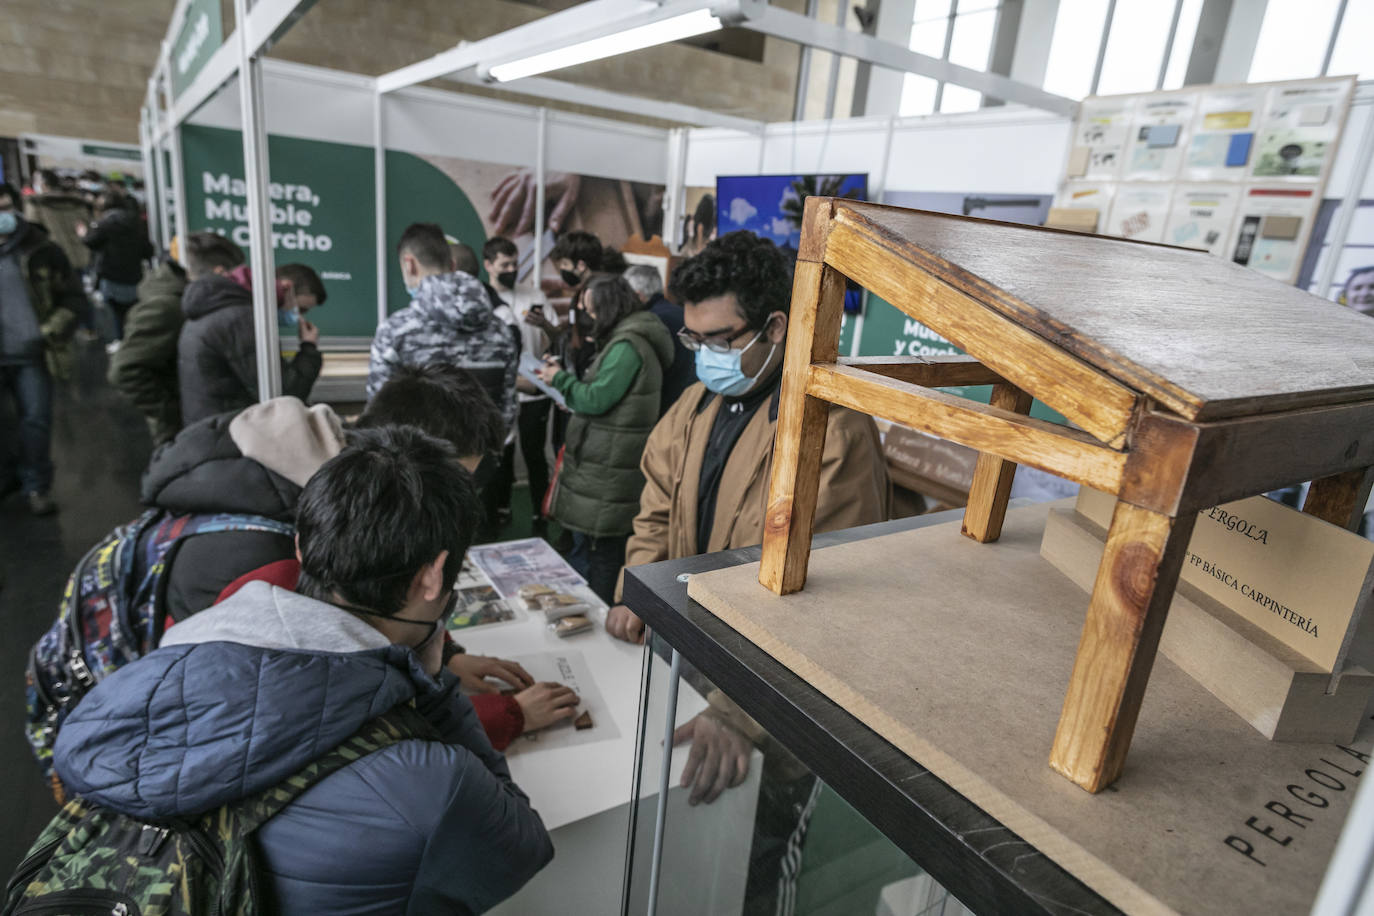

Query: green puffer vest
554 310 675 537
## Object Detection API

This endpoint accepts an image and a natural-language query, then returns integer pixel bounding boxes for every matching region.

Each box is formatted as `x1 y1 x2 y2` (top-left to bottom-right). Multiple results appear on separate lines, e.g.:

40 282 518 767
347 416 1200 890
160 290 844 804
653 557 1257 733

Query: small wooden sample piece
759 197 1374 792
573 710 593 730
1045 206 1099 233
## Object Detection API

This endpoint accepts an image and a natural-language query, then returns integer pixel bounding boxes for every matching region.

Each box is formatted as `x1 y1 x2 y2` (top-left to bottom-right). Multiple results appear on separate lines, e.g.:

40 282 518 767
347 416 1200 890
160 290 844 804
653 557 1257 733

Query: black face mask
559 269 582 288
336 589 457 655
496 270 518 289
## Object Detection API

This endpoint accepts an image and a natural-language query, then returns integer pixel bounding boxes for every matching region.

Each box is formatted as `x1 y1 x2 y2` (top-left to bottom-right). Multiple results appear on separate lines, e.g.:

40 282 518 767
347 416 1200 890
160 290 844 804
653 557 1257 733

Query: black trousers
491 398 554 519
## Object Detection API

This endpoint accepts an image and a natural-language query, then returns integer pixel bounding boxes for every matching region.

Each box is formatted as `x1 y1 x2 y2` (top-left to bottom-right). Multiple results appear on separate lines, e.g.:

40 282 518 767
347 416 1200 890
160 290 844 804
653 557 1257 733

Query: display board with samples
1052 76 1355 285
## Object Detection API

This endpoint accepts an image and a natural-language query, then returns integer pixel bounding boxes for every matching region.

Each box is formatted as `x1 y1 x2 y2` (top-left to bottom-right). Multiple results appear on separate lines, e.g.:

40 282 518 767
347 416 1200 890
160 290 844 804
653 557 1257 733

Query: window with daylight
1045 0 1203 99
1323 0 1374 79
898 0 1001 117
1248 0 1342 82
1042 0 1110 100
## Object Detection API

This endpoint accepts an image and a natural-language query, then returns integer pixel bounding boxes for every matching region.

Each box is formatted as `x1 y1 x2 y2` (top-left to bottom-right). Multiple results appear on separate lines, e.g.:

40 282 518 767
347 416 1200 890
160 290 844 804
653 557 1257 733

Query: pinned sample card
1262 215 1302 240
1162 184 1240 256
1299 104 1332 126
1124 95 1195 180
1053 182 1115 232
1105 184 1171 242
1230 186 1318 282
1224 133 1254 167
1202 110 1252 131
1066 146 1091 178
1075 98 1134 180
1252 81 1351 180
1046 207 1099 233
1145 124 1180 148
1183 86 1267 181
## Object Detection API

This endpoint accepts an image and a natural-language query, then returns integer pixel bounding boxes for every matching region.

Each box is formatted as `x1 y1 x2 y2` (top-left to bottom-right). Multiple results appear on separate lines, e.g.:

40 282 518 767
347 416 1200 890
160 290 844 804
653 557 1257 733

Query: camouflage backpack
25 509 294 799
4 705 434 916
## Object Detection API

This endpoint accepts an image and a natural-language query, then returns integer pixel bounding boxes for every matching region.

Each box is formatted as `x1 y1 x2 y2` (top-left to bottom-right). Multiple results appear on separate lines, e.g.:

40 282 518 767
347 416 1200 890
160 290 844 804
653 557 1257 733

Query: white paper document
519 352 568 409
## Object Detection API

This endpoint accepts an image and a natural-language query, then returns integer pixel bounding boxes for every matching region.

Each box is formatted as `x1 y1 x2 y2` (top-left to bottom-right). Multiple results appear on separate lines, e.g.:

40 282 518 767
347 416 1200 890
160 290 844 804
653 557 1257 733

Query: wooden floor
0 341 154 875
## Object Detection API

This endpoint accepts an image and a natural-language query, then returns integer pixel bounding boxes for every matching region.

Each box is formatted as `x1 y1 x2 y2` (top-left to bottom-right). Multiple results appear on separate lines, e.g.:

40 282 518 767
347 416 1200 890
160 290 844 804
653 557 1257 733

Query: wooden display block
759 196 1374 792
690 504 1372 916
1041 504 1374 743
1075 487 1374 673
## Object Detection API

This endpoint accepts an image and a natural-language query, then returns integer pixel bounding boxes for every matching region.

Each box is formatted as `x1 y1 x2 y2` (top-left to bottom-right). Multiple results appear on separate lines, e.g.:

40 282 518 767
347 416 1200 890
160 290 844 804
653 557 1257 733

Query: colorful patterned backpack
4 706 433 916
24 509 294 799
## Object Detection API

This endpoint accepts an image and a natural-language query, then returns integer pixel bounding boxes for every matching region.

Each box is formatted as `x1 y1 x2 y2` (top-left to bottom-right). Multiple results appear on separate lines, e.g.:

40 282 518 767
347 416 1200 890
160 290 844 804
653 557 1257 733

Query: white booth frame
137 2 1374 913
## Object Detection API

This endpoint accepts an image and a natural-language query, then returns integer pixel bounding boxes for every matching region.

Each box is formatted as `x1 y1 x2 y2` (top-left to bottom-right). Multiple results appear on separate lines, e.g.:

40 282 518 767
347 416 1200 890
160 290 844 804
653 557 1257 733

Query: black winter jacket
108 262 186 445
83 209 153 285
140 408 300 620
176 275 321 425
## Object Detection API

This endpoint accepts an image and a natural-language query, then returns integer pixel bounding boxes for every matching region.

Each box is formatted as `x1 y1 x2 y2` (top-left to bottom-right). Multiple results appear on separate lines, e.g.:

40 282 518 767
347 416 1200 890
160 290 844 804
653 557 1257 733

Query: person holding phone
177 253 327 425
483 236 554 537
534 276 673 602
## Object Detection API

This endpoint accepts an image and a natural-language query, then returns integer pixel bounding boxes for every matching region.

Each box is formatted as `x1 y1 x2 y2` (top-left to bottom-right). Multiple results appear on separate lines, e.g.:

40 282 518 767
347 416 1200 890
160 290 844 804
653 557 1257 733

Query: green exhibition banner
180 124 491 338
181 124 378 337
171 0 222 98
382 149 488 315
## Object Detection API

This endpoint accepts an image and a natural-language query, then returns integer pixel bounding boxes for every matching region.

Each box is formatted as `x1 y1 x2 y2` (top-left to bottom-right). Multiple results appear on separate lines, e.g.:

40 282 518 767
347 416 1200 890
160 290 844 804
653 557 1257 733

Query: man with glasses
605 230 888 914
606 230 888 646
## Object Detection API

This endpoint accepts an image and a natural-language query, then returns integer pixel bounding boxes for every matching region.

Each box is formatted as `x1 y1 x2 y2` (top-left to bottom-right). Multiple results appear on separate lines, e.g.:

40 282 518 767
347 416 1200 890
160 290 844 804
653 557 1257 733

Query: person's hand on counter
605 604 645 645
672 711 752 805
448 653 535 693
514 682 581 731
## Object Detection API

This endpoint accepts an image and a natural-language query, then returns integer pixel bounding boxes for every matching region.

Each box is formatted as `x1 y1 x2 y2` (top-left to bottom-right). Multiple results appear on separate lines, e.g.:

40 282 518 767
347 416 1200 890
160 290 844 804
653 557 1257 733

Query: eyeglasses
676 323 759 354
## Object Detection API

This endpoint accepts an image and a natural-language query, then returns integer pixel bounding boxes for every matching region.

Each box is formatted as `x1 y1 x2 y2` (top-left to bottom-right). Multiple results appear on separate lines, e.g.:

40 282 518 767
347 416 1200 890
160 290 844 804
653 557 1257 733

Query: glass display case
620 512 1116 916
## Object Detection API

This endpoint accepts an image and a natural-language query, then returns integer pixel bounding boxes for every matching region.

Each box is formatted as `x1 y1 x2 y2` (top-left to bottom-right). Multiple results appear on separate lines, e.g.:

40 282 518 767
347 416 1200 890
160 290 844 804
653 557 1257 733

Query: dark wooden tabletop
835 199 1374 421
622 509 1121 916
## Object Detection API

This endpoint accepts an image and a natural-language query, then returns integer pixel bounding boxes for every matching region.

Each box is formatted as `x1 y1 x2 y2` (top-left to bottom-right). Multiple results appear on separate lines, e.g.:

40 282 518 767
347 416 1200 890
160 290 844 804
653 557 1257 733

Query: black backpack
5 705 432 916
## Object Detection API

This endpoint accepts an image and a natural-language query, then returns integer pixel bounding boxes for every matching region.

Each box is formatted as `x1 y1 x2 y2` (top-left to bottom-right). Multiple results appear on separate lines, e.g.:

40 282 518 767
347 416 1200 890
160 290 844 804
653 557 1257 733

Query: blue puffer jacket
52 582 554 914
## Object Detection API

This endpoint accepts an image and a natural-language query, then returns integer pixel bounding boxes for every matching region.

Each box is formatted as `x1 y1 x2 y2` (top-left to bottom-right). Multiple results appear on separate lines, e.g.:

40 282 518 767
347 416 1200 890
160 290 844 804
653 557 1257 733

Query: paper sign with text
1078 488 1374 672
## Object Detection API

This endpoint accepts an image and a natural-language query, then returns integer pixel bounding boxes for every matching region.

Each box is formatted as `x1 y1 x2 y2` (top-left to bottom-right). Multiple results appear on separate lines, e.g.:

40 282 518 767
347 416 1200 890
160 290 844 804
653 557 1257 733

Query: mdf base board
1041 505 1374 743
686 503 1371 916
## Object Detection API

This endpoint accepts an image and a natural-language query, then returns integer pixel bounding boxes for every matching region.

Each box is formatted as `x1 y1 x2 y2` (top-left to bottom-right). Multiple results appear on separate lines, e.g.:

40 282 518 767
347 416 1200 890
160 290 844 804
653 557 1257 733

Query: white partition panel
188 60 670 185
542 111 669 186
384 85 542 170
685 107 1073 196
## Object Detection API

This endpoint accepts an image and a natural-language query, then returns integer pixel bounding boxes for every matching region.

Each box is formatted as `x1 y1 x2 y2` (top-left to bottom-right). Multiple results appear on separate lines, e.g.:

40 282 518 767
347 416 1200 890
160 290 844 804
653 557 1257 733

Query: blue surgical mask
405 282 421 298
0 211 17 235
695 330 777 397
278 308 300 330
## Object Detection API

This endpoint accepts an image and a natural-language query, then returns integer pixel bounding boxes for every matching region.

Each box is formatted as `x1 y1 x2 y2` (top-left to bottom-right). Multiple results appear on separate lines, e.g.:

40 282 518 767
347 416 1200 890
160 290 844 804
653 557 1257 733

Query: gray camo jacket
367 271 519 433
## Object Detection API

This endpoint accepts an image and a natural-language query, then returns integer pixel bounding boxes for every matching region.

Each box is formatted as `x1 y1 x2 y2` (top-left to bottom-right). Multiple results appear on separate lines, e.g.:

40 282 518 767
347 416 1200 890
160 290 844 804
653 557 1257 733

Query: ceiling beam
735 0 1078 117
444 71 765 132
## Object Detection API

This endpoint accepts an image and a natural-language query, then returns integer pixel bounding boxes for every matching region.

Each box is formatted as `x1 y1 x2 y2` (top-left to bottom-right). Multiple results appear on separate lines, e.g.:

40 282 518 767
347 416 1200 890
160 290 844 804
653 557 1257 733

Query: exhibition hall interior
3 0 1374 912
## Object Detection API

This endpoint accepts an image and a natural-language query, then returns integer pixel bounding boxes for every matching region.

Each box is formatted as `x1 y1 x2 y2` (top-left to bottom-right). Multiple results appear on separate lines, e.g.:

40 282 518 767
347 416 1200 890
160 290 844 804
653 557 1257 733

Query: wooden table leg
1049 499 1197 792
759 259 846 595
961 382 1033 543
1302 467 1374 532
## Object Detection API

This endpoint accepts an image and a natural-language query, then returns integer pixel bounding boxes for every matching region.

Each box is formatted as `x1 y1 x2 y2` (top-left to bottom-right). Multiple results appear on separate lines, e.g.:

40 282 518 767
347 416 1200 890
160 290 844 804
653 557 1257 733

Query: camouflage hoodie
367 271 518 433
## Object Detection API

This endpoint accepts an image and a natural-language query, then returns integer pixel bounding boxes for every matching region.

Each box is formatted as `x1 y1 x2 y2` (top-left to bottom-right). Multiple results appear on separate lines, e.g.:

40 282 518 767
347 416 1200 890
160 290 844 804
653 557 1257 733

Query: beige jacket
622 381 890 587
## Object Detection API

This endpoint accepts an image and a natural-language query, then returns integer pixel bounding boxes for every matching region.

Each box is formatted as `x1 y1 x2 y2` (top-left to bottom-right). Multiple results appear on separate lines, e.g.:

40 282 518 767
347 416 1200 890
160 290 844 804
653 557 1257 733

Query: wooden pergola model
760 197 1374 793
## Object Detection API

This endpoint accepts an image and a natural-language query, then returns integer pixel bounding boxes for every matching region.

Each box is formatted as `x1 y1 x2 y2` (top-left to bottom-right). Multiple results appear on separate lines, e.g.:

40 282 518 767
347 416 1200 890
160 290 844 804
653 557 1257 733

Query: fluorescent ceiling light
488 8 723 82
